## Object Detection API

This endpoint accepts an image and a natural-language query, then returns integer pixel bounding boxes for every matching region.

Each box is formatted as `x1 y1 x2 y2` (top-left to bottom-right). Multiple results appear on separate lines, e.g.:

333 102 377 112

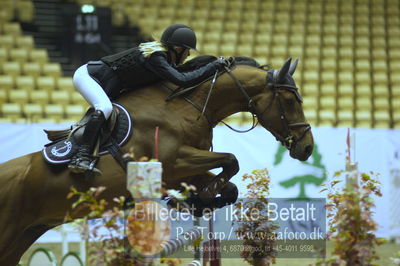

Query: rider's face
175 47 190 64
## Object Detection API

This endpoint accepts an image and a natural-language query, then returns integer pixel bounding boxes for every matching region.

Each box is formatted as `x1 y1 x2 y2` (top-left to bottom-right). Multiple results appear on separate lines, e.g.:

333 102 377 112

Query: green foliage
234 169 279 265
67 186 138 266
315 171 383 266
391 251 400 266
393 251 400 258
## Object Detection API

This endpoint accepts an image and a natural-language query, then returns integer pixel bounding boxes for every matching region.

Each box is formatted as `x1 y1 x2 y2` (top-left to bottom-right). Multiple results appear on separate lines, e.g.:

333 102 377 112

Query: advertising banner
0 124 399 238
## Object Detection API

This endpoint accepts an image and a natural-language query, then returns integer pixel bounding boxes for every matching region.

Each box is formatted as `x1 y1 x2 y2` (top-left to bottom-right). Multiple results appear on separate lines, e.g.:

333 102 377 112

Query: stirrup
68 157 102 176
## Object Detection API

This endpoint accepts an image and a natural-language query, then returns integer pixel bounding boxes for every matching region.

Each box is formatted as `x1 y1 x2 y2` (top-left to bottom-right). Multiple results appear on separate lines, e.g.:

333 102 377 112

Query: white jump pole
127 126 162 200
126 127 210 264
346 129 358 189
61 224 68 256
127 161 162 200
127 161 207 264
61 221 86 264
80 227 86 265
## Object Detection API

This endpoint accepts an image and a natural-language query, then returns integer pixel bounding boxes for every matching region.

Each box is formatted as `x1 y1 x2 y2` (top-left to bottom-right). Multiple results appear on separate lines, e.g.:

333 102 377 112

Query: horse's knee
220 182 238 204
223 153 239 175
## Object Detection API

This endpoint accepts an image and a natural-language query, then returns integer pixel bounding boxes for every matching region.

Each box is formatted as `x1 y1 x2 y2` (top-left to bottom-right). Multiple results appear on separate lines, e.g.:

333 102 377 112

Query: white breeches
73 64 113 119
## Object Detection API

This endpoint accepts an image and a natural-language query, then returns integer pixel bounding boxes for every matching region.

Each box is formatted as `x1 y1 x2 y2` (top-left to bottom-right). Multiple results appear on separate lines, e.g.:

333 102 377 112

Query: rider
69 24 228 174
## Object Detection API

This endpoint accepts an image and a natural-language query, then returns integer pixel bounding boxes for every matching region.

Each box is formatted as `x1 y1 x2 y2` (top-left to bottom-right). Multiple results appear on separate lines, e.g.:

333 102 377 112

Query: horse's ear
289 58 299 76
277 57 292 82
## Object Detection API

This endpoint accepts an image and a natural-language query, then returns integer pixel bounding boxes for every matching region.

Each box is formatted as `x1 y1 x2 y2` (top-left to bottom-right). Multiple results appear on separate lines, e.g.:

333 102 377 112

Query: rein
195 65 260 133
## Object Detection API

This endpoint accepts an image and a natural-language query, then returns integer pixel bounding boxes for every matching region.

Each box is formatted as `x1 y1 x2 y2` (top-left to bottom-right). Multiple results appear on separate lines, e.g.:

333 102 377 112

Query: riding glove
212 57 230 71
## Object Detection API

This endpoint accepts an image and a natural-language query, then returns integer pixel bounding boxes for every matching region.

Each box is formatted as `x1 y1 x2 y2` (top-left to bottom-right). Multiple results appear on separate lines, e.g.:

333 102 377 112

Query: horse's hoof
219 182 238 205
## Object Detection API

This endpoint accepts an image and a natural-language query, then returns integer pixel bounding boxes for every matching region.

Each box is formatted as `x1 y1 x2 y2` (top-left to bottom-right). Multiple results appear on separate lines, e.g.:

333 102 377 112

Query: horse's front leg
187 172 239 205
174 146 239 204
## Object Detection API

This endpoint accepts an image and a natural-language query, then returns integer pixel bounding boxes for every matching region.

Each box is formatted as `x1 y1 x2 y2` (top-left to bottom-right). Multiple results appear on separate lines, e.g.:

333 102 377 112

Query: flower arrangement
234 169 279 266
66 186 133 266
66 182 197 265
316 170 385 265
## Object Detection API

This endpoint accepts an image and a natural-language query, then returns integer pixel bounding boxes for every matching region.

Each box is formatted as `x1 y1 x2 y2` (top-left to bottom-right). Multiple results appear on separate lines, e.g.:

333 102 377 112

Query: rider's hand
212 56 229 71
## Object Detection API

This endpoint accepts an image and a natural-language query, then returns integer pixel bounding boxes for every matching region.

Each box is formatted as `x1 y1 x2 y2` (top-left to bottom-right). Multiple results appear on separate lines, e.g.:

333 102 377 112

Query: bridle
222 66 311 151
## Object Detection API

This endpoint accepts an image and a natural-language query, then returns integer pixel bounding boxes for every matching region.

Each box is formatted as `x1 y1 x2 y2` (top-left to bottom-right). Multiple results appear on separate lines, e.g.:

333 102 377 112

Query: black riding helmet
161 24 197 50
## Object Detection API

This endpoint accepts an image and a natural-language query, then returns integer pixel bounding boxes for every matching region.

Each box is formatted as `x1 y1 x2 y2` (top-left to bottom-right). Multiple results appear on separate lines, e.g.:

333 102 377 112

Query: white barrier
187 260 201 266
27 248 57 266
59 224 86 265
59 252 83 266
27 248 84 266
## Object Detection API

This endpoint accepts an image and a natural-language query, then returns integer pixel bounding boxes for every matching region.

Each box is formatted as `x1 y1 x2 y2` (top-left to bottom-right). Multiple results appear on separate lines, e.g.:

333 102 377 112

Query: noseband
224 67 311 151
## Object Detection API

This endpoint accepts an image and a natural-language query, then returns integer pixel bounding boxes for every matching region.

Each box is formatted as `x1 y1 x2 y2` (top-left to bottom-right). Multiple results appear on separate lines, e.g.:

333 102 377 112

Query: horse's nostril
305 145 313 155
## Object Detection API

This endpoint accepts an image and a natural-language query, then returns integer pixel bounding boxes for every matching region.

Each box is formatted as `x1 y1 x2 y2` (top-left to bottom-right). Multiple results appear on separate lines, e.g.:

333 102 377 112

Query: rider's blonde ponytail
138 41 168 58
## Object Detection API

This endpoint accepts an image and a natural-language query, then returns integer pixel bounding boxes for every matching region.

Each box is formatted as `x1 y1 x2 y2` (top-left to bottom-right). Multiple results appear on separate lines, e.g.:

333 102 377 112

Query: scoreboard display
62 4 112 69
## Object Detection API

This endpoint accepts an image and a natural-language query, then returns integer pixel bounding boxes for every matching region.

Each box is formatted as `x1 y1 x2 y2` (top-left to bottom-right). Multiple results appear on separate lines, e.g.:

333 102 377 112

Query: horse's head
177 55 313 161
251 58 314 161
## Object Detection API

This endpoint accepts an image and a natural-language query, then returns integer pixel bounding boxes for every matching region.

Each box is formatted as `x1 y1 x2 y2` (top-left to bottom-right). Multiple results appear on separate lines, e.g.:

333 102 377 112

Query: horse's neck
117 67 267 126
193 66 267 125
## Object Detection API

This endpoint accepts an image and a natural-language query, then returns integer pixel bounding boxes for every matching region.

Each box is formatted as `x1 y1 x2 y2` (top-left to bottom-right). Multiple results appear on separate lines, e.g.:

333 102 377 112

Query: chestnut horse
0 57 313 265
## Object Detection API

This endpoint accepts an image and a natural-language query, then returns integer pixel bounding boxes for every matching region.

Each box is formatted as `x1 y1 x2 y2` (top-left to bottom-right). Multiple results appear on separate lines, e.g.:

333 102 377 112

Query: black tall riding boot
68 110 106 175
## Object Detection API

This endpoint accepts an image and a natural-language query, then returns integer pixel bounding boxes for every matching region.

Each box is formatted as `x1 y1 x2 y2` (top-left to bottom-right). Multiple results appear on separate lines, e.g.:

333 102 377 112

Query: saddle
42 103 133 170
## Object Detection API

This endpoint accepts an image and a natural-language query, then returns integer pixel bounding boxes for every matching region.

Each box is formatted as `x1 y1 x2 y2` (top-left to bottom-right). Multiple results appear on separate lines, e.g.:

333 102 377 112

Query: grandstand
0 0 399 128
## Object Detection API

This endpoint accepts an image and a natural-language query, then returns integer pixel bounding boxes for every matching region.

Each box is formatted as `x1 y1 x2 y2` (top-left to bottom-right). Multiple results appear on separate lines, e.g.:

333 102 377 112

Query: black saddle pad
42 103 132 164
